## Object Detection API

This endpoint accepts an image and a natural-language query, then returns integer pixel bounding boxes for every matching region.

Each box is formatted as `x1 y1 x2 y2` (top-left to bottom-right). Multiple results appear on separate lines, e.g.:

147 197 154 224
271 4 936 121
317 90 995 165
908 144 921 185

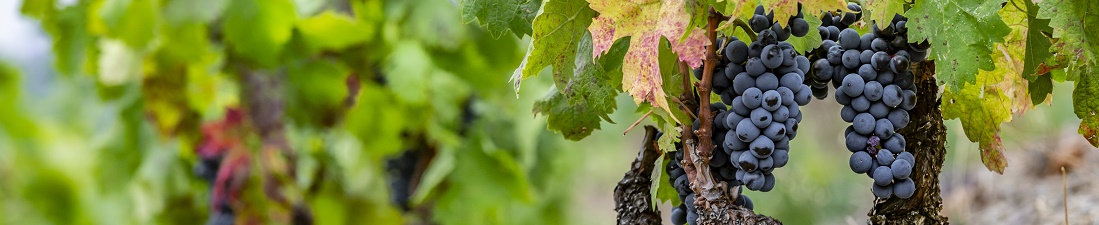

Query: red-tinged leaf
979 134 1007 174
587 0 708 122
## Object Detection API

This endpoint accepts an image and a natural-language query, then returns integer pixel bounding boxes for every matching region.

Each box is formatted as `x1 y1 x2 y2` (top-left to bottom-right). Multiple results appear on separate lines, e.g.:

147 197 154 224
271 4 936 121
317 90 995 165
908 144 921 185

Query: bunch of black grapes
805 2 863 99
705 5 813 193
815 14 929 199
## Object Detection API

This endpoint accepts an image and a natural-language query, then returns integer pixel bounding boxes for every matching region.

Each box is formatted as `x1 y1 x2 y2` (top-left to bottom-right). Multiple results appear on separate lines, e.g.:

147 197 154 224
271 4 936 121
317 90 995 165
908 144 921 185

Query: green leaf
1038 0 1099 81
586 0 709 124
286 59 351 128
163 0 228 24
863 0 906 29
652 155 681 206
1027 72 1053 104
1019 0 1052 78
20 0 55 19
532 32 626 140
511 0 595 91
384 42 433 104
98 0 159 49
942 84 1012 173
222 0 297 67
1074 75 1099 147
296 11 373 52
908 0 1010 91
460 0 543 39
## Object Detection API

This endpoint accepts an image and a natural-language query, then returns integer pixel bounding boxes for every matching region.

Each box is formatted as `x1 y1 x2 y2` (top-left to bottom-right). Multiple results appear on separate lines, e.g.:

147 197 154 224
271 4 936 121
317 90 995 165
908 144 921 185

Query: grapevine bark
867 61 948 224
613 126 664 225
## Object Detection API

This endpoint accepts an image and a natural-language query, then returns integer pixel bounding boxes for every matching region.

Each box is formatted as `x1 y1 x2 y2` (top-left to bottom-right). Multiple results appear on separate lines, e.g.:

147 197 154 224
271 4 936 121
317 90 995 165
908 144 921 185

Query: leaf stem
733 19 757 42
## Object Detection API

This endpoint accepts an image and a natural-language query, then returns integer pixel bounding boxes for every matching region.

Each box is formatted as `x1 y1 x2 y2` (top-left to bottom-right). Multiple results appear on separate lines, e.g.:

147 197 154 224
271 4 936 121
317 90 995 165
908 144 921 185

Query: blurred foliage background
0 0 1089 225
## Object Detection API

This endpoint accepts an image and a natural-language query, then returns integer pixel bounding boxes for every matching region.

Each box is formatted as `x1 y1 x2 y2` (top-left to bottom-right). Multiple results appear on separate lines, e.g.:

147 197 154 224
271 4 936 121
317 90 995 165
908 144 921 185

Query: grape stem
733 19 757 42
688 6 723 204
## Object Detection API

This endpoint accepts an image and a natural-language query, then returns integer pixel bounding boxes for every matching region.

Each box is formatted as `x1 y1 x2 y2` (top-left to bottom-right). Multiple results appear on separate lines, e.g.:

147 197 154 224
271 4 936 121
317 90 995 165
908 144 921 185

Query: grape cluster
706 5 813 192
816 14 928 199
386 148 422 211
667 136 753 225
805 3 862 99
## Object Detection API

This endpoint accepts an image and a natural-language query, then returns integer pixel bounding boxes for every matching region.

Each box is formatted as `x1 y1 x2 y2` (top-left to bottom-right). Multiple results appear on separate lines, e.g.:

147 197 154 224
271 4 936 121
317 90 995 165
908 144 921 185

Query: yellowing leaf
863 0 905 29
942 84 1012 173
587 0 708 122
763 0 845 28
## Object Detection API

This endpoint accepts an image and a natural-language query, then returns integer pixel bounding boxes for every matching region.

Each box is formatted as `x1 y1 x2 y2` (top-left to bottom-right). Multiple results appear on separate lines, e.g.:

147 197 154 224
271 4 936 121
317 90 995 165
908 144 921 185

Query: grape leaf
587 0 708 123
652 155 681 206
1038 0 1099 147
942 84 1011 174
222 0 297 67
1073 75 1099 147
97 0 159 49
460 0 543 39
1016 0 1053 105
863 0 906 29
908 0 1010 91
533 33 626 141
511 0 595 92
296 11 374 53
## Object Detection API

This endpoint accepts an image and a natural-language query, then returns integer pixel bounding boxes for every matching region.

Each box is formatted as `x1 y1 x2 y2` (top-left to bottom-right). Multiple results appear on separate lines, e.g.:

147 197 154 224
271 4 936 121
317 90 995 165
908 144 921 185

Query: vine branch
689 6 722 203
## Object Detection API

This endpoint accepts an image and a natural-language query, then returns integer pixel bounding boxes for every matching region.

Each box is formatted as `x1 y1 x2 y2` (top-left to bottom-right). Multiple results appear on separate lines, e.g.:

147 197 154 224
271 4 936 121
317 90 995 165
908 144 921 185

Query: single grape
872 183 893 198
834 87 853 105
838 28 861 49
876 70 895 84
744 171 765 190
733 72 755 95
762 90 783 111
743 87 763 108
674 175 691 195
813 59 834 81
871 51 891 71
725 40 749 64
873 166 893 186
851 96 871 112
850 151 874 173
853 113 876 135
749 136 775 157
756 72 780 91
888 109 910 129
777 86 795 106
746 57 766 76
860 34 876 51
863 81 884 101
736 119 761 142
891 159 912 180
876 149 895 166
895 71 915 90
758 156 775 173
772 105 790 123
791 18 810 37
758 29 778 46
749 15 771 33
893 178 915 199
827 26 841 40
827 46 844 65
869 102 890 119
772 22 791 41
842 49 861 69
796 55 811 75
738 152 759 172
761 173 776 192
749 42 763 58
761 44 784 69
731 96 750 115
671 205 687 225
845 131 869 152
772 149 789 167
794 85 812 106
875 119 895 138
780 74 803 93
901 90 917 110
775 137 790 149
725 63 745 81
871 38 890 52
751 108 772 128
858 64 877 81
883 134 906 154
896 151 915 165
841 105 858 122
890 55 910 73
842 74 865 97
784 118 799 138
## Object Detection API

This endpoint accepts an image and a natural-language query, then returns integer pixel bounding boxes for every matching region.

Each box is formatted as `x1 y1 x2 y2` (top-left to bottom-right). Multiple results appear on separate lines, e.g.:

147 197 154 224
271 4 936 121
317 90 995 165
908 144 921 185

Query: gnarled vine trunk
868 61 948 225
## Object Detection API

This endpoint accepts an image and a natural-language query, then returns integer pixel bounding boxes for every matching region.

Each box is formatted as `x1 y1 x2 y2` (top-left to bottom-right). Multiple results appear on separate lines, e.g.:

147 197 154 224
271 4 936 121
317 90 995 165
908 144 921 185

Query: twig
1063 166 1068 225
687 6 722 202
623 109 655 135
670 97 698 121
733 19 757 42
